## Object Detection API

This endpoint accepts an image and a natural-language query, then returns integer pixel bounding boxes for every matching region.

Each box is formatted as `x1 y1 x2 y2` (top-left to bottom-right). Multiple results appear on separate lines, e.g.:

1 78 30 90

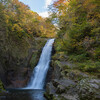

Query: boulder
53 79 76 94
46 82 56 95
45 82 57 100
61 94 79 100
51 61 62 80
56 85 66 94
77 78 100 99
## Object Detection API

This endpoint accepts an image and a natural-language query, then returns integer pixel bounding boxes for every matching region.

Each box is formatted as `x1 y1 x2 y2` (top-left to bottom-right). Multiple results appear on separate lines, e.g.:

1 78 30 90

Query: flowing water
26 38 55 89
0 39 54 100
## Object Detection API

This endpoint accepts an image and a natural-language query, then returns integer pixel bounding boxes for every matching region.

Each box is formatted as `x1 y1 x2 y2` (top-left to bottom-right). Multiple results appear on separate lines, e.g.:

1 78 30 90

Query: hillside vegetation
50 0 100 74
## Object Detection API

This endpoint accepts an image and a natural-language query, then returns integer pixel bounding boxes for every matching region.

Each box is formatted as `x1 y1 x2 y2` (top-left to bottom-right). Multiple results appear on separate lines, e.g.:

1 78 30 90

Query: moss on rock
0 80 5 92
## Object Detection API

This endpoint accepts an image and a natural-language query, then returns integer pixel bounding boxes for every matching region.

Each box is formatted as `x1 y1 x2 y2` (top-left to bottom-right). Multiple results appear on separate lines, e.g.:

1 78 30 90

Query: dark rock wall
0 38 47 88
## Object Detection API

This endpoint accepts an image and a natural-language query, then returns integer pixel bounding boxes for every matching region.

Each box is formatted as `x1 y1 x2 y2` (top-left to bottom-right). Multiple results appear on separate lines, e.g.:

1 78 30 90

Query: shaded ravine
0 39 55 100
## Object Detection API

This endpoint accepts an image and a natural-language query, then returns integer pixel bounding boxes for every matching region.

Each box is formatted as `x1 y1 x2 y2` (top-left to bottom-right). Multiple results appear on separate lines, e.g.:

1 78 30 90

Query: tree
50 0 100 59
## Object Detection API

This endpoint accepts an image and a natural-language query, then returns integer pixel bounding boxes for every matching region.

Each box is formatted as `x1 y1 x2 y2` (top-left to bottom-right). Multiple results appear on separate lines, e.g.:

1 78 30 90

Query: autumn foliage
50 0 100 73
0 0 56 58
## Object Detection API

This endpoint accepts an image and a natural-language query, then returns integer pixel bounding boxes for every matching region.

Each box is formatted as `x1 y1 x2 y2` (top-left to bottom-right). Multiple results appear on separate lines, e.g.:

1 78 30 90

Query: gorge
0 0 100 100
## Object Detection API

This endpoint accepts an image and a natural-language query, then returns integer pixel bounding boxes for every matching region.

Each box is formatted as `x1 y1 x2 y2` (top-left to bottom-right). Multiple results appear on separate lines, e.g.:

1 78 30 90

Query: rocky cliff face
45 44 100 100
0 38 47 89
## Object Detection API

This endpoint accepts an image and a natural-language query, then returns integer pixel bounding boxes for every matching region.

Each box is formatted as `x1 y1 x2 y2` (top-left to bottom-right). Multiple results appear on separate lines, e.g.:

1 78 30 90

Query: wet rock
77 78 100 99
59 79 76 87
0 62 6 85
89 79 100 84
60 61 72 68
45 82 57 100
67 72 76 80
79 73 88 78
53 79 76 94
51 61 61 80
0 80 7 93
90 83 99 89
95 95 100 100
65 70 89 81
52 79 59 87
56 85 66 94
46 82 56 95
89 79 100 89
61 94 79 100
11 79 28 88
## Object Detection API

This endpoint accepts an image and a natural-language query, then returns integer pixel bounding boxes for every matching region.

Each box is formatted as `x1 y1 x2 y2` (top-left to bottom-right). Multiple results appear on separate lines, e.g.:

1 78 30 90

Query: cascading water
26 39 55 89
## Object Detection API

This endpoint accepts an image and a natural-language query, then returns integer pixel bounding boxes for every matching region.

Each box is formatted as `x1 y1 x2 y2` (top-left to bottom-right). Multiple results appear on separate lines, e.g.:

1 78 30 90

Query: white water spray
26 39 54 89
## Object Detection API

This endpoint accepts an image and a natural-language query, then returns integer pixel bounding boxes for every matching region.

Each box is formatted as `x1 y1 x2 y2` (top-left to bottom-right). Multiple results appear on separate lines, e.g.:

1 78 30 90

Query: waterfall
26 39 55 89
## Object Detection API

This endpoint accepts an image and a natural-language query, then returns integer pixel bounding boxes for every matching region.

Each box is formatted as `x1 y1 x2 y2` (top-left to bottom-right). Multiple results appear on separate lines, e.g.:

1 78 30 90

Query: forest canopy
49 0 100 73
0 0 56 58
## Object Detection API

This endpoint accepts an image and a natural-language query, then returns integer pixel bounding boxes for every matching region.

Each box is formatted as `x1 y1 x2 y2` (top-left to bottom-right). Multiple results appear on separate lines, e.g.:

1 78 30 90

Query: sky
19 0 53 17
